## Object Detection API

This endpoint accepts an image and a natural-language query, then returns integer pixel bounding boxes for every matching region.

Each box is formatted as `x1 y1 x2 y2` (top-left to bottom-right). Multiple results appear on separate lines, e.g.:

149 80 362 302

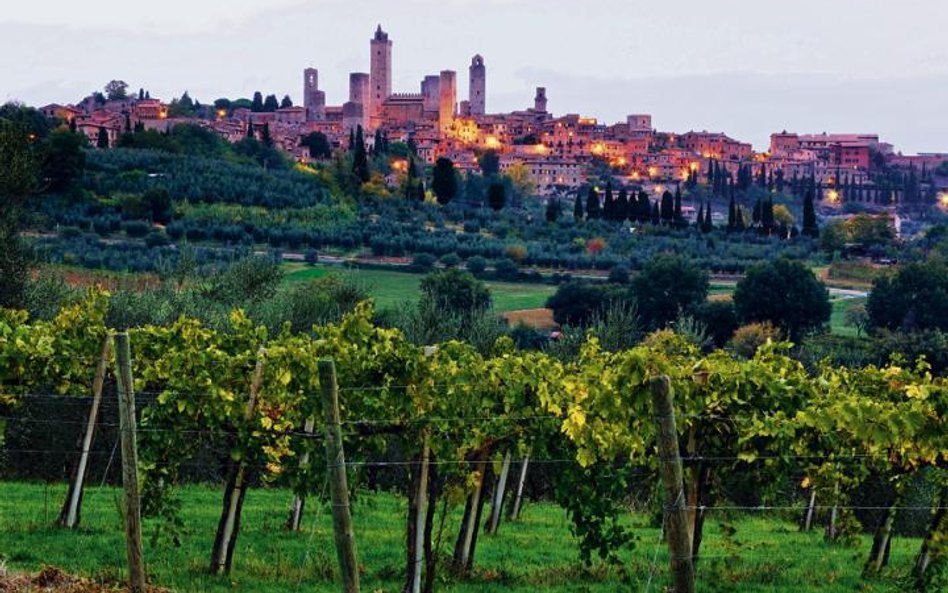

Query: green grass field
0 483 919 592
283 264 556 313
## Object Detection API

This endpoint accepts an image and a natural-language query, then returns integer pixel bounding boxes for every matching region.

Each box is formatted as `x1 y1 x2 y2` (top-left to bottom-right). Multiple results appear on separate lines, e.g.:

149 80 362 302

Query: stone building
303 68 326 121
469 55 486 116
369 25 393 126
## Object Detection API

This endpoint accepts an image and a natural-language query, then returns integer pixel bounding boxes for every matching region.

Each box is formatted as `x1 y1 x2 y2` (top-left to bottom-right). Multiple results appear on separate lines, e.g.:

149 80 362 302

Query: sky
2 0 947 153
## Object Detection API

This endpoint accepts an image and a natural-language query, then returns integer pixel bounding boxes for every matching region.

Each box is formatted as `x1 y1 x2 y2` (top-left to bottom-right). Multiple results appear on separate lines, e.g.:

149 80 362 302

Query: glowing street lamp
940 193 948 208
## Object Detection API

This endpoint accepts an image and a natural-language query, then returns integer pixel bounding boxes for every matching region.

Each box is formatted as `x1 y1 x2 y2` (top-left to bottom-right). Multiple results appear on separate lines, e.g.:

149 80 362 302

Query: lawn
0 482 919 593
283 264 556 313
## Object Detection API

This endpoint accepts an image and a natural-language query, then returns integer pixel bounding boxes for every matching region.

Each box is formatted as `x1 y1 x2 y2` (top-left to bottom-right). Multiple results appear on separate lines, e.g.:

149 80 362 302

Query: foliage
867 260 948 332
630 254 709 330
733 258 831 341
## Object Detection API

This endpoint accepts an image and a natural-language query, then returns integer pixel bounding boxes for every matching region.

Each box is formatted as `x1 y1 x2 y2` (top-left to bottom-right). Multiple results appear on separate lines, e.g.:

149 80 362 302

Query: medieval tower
303 67 325 121
369 25 393 125
438 70 457 132
469 55 486 116
534 87 548 112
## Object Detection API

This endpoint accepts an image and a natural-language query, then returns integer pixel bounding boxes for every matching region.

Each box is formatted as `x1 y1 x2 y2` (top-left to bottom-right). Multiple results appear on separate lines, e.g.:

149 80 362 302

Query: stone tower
421 75 441 115
369 25 392 124
438 70 457 132
534 87 547 113
303 68 325 121
348 73 371 132
469 54 486 116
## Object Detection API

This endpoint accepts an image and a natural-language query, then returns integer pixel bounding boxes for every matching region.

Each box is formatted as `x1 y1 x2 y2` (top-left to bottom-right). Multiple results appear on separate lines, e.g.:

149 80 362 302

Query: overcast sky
2 0 946 153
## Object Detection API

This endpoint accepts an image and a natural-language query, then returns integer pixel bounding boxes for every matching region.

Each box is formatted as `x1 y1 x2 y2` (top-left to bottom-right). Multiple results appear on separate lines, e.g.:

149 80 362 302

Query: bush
144 231 171 248
466 255 487 275
411 253 437 271
728 321 782 359
493 257 519 280
439 253 461 268
123 220 151 238
608 264 630 284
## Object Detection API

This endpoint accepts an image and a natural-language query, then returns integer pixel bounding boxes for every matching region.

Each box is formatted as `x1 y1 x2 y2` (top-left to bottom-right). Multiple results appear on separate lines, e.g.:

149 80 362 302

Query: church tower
469 55 486 116
369 25 392 125
303 68 325 121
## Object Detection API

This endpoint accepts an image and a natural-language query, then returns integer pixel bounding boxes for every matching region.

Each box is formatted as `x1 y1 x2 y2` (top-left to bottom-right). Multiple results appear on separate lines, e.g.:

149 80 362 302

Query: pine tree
96 127 109 149
802 189 818 237
352 125 370 183
574 194 584 221
586 186 601 219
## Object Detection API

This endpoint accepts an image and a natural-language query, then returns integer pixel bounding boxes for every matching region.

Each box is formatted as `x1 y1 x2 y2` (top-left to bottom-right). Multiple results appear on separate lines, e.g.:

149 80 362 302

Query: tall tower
348 73 371 132
469 55 486 116
534 87 547 113
438 70 457 132
303 68 325 121
421 75 440 115
369 25 393 124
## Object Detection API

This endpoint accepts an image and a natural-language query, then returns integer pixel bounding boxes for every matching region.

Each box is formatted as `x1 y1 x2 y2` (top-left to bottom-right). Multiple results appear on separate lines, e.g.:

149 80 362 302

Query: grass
283 264 556 313
0 482 919 592
830 296 866 338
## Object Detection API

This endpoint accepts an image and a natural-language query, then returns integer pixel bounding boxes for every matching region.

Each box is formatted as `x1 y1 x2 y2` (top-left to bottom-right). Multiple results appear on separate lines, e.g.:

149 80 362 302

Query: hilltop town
38 25 948 206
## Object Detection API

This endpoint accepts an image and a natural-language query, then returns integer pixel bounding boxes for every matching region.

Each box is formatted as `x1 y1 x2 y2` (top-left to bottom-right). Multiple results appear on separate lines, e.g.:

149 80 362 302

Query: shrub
411 253 437 271
466 255 487 275
729 321 782 359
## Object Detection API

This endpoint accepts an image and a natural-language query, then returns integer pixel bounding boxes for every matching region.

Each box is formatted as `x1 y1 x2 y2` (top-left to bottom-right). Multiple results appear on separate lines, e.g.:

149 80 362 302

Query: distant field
283 263 556 313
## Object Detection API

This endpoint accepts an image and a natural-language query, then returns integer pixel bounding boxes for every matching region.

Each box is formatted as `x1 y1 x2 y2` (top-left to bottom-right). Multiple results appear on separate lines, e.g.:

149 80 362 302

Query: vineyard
1 291 947 592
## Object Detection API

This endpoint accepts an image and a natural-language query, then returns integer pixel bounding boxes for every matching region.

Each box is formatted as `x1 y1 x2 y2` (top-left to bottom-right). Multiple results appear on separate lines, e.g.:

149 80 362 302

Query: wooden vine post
209 348 266 575
508 454 530 522
319 359 360 593
286 415 317 531
650 375 696 593
486 450 512 534
408 345 437 593
114 332 146 593
59 335 112 528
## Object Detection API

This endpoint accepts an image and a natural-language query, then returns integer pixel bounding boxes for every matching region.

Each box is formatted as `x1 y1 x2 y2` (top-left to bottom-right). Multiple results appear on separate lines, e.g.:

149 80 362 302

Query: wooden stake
409 434 430 593
210 348 266 575
60 335 112 528
319 360 360 593
114 332 145 593
486 450 512 534
802 488 816 532
650 375 695 593
508 454 529 521
287 416 317 531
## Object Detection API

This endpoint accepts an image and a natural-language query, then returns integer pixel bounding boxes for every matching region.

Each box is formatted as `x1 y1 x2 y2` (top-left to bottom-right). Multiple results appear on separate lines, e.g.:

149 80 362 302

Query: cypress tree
260 123 273 148
727 194 736 231
352 125 370 183
574 194 584 221
586 186 601 219
603 183 615 220
762 198 775 232
702 201 713 233
246 121 254 138
348 128 355 151
802 189 818 237
660 190 674 223
251 91 264 112
616 188 629 222
696 202 705 228
96 127 109 149
373 128 384 154
280 94 293 109
673 185 683 223
650 200 660 225
124 113 131 133
68 118 77 133
546 198 561 223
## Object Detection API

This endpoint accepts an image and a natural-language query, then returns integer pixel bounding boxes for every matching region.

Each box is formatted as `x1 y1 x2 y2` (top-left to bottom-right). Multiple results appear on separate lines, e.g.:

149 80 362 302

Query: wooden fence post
650 375 695 593
287 416 317 531
407 344 437 593
59 335 112 528
114 332 146 593
319 360 360 593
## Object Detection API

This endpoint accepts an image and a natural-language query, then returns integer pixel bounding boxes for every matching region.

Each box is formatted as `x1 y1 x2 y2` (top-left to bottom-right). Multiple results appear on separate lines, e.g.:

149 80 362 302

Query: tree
0 119 39 308
300 132 331 159
616 188 629 221
259 123 273 148
546 281 611 326
263 94 280 112
420 269 492 317
43 128 87 192
574 194 584 221
761 198 775 232
673 185 683 223
602 184 615 220
478 150 500 176
96 127 109 149
733 258 831 341
630 254 709 330
104 80 128 100
487 181 506 211
352 125 370 183
660 190 674 223
727 194 736 232
403 157 425 201
867 261 948 332
251 92 264 113
545 198 561 223
432 157 458 205
586 186 600 219
280 95 293 109
701 201 713 233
